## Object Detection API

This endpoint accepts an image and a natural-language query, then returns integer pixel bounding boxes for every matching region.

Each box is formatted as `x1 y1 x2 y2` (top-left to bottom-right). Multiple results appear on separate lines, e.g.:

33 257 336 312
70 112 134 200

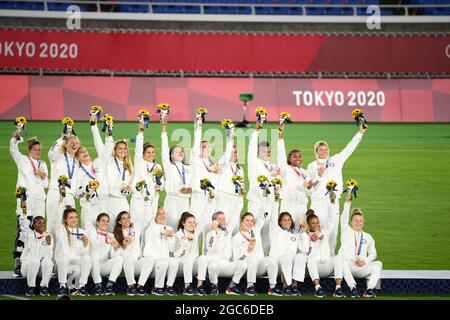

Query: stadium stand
0 0 449 16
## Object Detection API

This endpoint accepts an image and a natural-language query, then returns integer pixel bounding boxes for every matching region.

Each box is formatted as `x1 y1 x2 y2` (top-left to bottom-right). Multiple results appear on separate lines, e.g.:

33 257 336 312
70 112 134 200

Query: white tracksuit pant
207 259 247 285
167 256 197 286
245 256 278 286
293 253 308 282
310 198 339 255
123 256 157 287
216 192 244 235
343 260 383 290
46 190 75 237
276 254 295 286
91 256 123 284
164 194 190 231
21 258 54 287
279 200 307 228
57 255 92 287
247 199 278 256
308 255 343 281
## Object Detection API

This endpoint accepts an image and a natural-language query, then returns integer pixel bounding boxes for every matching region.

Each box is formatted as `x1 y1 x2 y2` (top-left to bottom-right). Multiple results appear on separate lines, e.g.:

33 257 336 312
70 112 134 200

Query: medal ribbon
80 163 96 180
175 163 186 185
355 232 364 257
114 158 126 182
64 153 75 179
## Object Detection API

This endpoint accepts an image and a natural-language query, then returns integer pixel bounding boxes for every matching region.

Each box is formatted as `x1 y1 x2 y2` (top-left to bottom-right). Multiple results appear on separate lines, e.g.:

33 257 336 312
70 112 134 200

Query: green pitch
1 121 450 271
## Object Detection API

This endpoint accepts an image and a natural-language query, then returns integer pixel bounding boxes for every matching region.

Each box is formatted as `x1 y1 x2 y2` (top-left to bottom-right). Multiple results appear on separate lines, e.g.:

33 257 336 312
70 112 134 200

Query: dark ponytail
305 209 318 224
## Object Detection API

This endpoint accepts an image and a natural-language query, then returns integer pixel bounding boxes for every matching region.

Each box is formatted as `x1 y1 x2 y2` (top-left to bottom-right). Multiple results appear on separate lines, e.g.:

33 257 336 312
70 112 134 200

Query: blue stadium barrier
48 2 86 11
1 271 449 296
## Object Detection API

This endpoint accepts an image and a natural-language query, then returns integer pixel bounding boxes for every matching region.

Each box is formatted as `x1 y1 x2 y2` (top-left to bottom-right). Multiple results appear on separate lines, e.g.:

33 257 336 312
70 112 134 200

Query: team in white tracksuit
90 121 114 213
74 148 108 230
105 141 133 227
46 136 79 236
232 212 278 295
307 129 365 254
54 209 92 294
130 130 165 231
21 217 54 294
339 200 382 295
216 130 244 236
87 214 123 295
277 132 312 224
189 122 233 246
142 214 173 295
142 209 176 295
10 135 49 273
293 210 344 297
247 125 282 255
269 212 300 291
116 213 153 295
168 213 200 293
197 213 247 295
161 122 192 230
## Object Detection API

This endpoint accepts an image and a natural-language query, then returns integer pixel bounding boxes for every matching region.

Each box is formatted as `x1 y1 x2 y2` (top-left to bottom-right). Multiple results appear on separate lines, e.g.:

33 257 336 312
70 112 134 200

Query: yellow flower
135 180 147 191
196 107 208 115
257 175 268 184
271 178 283 187
15 187 26 196
61 117 74 126
352 108 363 119
103 114 114 123
153 168 163 176
221 119 234 128
326 180 337 189
138 109 150 116
157 103 170 111
231 175 243 183
16 116 27 124
279 112 292 120
347 179 359 187
59 175 69 183
90 105 104 112
89 180 99 190
255 107 267 115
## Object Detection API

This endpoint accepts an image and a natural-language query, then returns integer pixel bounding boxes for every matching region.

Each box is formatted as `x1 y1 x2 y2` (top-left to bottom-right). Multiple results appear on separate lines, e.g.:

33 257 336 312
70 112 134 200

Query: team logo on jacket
291 236 297 241
42 240 48 246
362 239 368 244
129 231 135 237
328 161 335 167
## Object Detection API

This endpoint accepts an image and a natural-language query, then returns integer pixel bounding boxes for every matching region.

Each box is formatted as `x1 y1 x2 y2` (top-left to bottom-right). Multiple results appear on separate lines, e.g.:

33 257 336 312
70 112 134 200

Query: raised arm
90 124 105 158
134 130 144 165
335 130 364 164
48 137 64 163
103 136 114 163
340 200 352 233
218 132 234 168
277 137 287 169
190 123 202 163
9 136 24 163
161 123 171 169
248 128 259 166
